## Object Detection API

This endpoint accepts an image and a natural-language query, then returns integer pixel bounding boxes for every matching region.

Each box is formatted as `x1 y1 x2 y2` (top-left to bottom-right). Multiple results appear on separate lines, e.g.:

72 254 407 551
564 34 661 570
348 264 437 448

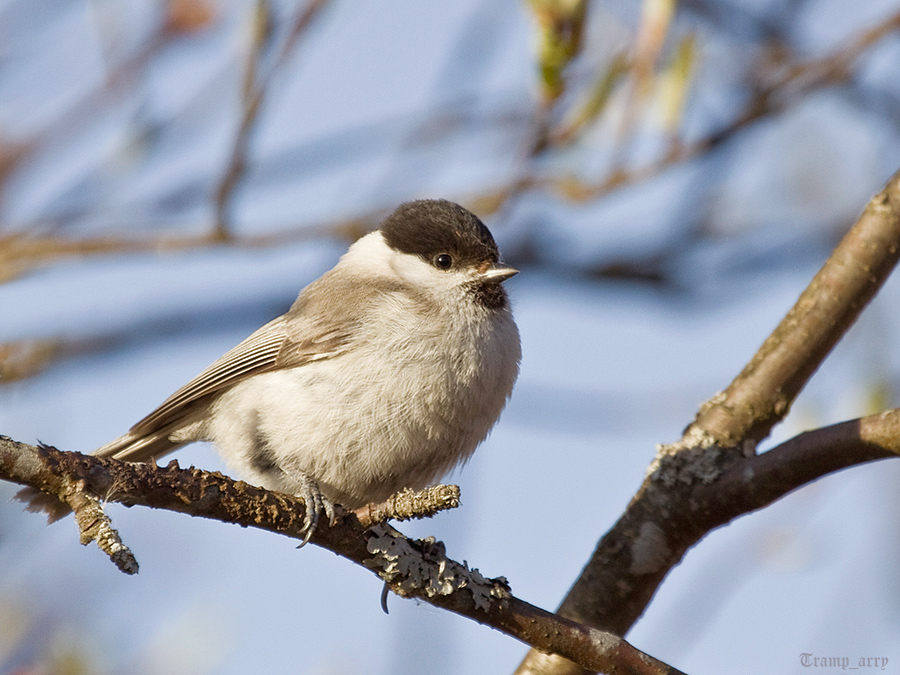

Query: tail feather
17 422 198 521
16 486 73 523
94 429 186 463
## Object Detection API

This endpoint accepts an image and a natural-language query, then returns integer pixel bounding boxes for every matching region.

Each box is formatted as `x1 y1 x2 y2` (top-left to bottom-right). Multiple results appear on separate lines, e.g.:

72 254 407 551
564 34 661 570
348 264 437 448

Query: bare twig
0 436 685 675
212 0 332 239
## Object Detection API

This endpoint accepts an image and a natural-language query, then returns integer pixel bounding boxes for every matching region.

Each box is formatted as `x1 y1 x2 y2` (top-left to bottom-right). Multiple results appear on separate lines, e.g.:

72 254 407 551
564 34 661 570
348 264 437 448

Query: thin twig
212 0 332 239
66 481 139 575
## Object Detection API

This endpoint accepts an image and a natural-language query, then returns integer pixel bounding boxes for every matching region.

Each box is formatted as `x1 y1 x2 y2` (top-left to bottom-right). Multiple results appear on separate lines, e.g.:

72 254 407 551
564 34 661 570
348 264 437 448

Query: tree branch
513 409 900 675
66 481 139 574
704 408 900 515
212 0 332 239
0 436 685 675
683 167 900 448
354 484 461 527
514 168 900 675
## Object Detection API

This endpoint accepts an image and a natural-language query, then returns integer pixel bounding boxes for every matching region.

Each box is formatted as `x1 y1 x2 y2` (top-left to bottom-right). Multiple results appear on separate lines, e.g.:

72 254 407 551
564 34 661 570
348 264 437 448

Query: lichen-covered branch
354 484 461 527
0 436 685 675
66 484 139 575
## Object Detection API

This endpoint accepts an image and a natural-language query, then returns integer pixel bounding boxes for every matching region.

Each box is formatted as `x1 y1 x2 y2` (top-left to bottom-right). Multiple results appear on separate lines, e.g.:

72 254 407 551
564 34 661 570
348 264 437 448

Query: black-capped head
378 199 516 310
380 199 500 271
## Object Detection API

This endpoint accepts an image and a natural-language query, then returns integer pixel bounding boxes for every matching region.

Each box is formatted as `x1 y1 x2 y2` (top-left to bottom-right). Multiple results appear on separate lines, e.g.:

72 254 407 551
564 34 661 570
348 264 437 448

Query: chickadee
24 200 521 539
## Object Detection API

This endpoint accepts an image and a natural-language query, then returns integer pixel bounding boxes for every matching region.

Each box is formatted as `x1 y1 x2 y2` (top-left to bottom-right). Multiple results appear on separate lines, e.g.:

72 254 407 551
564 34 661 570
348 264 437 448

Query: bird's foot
290 472 338 547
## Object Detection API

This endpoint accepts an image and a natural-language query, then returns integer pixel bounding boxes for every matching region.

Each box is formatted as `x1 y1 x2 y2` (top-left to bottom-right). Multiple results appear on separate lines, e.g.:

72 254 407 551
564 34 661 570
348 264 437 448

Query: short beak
480 263 519 283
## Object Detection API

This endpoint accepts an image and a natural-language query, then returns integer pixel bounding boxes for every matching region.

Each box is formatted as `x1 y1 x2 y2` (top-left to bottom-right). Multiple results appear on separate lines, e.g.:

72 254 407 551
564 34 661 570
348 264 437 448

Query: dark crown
380 200 499 268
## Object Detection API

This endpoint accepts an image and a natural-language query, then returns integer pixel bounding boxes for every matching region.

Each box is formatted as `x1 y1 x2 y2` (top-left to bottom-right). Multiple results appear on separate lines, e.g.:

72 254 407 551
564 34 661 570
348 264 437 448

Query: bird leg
286 470 338 547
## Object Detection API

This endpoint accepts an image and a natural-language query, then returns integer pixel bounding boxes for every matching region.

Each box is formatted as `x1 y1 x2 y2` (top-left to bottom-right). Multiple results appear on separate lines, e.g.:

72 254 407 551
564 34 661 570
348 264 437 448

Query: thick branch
704 409 900 514
514 168 900 675
686 167 900 448
514 408 900 675
0 436 685 675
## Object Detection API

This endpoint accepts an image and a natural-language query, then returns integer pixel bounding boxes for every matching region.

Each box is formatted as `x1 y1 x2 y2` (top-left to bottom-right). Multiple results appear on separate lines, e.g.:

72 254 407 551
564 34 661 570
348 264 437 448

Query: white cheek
339 231 473 297
388 249 471 298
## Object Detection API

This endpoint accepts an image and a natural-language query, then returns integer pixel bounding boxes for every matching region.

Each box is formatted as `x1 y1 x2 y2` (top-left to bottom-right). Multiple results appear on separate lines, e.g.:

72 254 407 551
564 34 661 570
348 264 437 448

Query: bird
22 199 521 541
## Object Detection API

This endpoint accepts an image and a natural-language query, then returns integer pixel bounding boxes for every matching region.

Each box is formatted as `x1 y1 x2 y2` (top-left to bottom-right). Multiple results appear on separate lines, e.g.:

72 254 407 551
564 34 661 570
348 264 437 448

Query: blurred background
2 0 900 673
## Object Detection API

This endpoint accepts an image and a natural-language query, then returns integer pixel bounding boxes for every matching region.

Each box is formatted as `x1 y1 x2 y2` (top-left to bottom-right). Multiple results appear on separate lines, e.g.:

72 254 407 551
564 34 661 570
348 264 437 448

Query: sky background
2 1 900 674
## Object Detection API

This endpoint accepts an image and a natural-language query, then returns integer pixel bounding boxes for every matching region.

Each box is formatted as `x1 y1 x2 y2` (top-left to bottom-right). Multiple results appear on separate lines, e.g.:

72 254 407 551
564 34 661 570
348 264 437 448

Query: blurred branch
0 214 367 382
0 436 686 675
213 0 332 240
6 6 897 276
543 6 900 202
5 4 900 391
551 53 630 147
1 338 69 384
0 137 36 215
0 206 368 283
0 200 363 384
0 2 216 222
466 4 900 221
513 167 900 675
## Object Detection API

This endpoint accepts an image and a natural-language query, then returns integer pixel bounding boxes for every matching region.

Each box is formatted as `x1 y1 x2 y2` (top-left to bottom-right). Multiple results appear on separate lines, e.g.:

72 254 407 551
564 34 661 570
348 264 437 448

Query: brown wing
93 270 409 462
95 306 354 461
132 315 289 434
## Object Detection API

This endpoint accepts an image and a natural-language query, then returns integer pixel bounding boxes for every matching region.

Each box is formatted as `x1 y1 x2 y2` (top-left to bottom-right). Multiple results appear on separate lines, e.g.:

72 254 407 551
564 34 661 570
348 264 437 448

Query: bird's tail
16 427 190 522
93 427 186 462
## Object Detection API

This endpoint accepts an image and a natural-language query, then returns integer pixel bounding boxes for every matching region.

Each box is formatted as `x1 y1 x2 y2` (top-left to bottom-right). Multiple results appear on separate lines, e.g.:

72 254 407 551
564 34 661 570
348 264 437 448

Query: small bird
24 200 521 540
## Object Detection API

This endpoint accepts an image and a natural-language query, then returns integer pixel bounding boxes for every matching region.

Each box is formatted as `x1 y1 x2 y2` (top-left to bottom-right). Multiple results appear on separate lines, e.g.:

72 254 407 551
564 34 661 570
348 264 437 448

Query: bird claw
292 473 337 548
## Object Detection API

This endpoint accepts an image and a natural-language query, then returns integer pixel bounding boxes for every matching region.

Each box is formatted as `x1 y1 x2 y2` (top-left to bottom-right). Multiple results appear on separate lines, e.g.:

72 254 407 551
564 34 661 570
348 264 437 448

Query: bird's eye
434 253 453 270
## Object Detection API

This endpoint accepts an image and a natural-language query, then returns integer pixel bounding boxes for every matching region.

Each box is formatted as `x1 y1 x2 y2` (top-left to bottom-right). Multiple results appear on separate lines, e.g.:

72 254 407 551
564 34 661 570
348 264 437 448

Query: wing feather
130 316 288 433
128 312 352 439
98 269 402 462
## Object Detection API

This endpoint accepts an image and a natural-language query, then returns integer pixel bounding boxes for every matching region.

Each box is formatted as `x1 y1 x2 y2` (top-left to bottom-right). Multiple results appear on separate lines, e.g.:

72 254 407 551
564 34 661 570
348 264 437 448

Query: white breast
207 270 520 509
